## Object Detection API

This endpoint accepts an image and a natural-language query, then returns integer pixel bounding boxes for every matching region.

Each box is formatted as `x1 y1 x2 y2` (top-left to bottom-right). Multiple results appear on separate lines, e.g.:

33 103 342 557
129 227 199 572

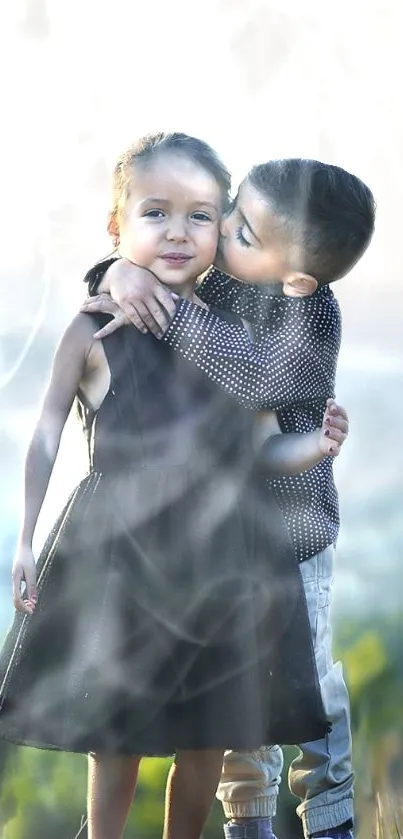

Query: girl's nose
167 217 188 241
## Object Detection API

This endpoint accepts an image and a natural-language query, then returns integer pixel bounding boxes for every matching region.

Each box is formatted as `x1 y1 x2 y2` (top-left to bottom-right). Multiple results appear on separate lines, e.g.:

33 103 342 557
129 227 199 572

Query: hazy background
0 1 402 837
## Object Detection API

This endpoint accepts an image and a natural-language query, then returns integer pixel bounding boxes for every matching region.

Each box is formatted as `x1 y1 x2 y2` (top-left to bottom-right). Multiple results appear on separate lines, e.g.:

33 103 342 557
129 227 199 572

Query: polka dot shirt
163 269 342 563
85 261 341 563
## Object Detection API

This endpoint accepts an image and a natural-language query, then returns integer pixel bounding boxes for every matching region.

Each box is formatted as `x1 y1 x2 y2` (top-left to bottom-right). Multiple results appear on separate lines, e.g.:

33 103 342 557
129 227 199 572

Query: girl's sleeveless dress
0 313 329 755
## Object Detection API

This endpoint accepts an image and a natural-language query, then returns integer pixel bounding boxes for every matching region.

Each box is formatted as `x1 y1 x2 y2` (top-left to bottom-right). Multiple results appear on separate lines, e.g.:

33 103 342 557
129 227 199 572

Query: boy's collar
207 267 327 299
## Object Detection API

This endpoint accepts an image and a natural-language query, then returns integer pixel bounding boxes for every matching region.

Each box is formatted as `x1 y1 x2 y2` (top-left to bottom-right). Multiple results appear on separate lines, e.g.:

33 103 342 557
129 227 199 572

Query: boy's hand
85 259 178 338
319 398 349 457
12 545 38 614
81 294 131 339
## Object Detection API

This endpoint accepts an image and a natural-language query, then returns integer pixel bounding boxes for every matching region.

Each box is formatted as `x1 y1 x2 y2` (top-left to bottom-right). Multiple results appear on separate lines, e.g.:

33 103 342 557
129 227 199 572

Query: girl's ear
283 271 318 298
107 211 120 247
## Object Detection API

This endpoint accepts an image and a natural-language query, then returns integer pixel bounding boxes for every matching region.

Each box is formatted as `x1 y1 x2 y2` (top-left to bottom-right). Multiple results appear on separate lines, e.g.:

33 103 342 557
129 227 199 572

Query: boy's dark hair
249 159 376 284
111 132 232 227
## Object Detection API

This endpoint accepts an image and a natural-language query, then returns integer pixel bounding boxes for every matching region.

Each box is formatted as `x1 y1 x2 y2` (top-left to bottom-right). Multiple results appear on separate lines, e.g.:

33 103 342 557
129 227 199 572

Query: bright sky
0 0 402 594
1 1 402 339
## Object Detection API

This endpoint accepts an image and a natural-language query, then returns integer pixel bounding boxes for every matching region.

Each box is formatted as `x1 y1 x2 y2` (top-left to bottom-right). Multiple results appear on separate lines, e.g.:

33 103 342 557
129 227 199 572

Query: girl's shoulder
53 313 103 374
60 312 99 350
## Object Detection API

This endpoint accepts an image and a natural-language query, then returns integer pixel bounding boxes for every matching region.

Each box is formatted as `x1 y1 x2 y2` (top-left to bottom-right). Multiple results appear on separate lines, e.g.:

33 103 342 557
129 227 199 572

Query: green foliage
344 630 388 699
126 758 170 838
0 747 86 838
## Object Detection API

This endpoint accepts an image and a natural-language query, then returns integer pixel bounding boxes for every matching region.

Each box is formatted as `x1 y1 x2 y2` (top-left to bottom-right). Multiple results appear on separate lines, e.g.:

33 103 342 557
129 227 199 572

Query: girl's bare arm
17 314 94 550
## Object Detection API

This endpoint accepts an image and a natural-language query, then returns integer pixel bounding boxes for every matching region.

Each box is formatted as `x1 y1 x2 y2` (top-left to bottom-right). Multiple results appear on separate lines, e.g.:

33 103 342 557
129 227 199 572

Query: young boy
81 157 375 839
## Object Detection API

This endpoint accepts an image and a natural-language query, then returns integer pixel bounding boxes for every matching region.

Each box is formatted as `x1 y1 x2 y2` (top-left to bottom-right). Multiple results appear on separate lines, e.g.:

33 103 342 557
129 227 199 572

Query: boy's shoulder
242 276 340 325
275 284 340 318
266 287 341 345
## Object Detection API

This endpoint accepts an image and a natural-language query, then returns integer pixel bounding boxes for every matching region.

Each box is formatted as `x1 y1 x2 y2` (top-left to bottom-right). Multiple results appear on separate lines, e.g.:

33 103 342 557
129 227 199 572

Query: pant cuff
298 800 354 837
224 818 274 839
223 796 277 819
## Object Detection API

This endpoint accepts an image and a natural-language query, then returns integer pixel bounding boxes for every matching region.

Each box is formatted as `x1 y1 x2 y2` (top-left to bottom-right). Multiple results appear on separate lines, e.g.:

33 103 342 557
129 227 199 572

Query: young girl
0 134 339 839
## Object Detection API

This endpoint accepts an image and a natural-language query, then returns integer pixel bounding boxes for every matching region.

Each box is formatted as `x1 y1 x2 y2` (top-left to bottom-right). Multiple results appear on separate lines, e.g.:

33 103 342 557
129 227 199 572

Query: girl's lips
161 254 192 264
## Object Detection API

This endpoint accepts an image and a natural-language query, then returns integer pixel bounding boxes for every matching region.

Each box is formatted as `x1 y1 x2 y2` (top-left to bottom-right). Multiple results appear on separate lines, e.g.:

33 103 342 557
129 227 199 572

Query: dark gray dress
0 313 329 755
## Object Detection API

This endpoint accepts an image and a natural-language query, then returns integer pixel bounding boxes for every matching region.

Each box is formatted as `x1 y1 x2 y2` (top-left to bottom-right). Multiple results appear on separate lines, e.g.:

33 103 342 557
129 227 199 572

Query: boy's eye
144 209 165 219
235 225 252 248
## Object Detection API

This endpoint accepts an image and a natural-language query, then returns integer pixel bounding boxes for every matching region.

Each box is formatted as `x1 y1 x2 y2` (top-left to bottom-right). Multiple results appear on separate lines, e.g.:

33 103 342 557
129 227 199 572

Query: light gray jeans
216 546 354 838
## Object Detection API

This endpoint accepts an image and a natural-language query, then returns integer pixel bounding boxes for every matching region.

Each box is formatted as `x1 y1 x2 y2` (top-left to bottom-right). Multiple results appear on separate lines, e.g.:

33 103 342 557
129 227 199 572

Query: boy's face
216 179 291 285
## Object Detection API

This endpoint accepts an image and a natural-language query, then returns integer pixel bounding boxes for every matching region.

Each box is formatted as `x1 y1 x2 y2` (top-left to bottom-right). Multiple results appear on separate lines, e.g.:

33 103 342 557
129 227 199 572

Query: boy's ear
283 271 318 298
107 211 120 247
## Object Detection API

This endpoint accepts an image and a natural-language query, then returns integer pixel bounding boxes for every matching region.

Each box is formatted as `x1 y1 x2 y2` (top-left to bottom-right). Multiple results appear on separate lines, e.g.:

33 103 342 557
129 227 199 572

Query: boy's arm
12 315 91 613
84 256 177 337
256 400 348 477
82 258 341 410
86 260 271 327
84 260 269 332
197 268 270 323
162 292 341 410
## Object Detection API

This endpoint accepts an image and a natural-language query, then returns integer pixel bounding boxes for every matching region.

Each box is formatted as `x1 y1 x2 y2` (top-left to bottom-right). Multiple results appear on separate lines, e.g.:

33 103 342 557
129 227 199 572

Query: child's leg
216 747 282 838
163 749 224 839
87 752 141 839
215 546 354 839
290 547 354 839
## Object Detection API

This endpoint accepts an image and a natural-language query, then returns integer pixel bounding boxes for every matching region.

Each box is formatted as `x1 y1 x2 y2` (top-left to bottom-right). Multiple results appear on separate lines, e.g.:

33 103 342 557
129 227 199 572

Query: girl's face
216 178 291 285
117 153 221 296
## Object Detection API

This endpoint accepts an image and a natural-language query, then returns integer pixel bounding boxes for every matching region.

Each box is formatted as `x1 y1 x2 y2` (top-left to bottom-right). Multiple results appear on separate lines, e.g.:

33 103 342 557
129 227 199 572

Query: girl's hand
12 545 38 614
319 399 349 457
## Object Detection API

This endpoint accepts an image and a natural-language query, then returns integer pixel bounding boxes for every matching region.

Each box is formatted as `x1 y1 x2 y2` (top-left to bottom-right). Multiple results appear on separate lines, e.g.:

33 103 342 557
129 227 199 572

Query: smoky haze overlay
0 0 402 835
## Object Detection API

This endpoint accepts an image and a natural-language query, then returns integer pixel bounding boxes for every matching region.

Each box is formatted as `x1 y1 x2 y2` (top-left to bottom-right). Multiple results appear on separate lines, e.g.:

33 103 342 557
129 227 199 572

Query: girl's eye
144 209 165 219
191 212 213 222
235 225 252 248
